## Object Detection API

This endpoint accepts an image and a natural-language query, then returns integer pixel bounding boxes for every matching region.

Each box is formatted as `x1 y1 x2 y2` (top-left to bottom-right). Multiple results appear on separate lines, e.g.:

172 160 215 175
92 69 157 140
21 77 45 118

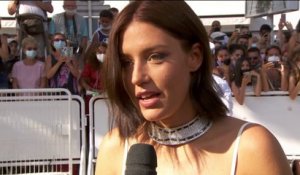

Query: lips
136 91 160 108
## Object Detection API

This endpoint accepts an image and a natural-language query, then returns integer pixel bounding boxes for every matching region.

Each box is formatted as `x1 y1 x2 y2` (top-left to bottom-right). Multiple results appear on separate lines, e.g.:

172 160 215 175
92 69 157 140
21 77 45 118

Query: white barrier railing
0 89 86 175
232 91 300 160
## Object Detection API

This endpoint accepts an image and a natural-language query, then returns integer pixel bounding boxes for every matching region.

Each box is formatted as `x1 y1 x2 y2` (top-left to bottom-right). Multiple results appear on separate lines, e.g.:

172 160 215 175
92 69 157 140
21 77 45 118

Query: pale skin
95 22 292 175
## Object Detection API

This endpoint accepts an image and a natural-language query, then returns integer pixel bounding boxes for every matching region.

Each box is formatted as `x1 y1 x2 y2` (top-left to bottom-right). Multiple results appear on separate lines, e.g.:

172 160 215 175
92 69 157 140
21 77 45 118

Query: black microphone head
125 143 157 175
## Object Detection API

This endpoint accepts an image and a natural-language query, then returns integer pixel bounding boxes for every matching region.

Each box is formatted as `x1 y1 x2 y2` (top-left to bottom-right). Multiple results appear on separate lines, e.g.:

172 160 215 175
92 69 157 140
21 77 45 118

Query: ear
187 43 203 72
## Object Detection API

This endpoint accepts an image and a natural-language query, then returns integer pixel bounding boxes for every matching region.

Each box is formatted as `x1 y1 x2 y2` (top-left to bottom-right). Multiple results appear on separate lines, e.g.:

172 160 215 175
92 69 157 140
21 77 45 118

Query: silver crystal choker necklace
148 116 213 146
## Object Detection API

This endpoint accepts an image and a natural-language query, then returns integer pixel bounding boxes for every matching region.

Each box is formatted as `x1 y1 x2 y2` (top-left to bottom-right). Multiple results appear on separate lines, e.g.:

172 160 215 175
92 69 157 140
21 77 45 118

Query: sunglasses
27 47 37 51
53 38 65 42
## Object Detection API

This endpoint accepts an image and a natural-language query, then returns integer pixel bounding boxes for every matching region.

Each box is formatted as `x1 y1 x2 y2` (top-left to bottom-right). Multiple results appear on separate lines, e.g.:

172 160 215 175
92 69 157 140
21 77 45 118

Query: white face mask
65 9 76 16
25 50 37 59
96 53 105 62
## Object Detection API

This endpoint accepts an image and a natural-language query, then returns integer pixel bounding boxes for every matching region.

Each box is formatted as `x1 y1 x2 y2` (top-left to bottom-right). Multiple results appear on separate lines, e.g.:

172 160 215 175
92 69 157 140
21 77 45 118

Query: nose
131 60 148 86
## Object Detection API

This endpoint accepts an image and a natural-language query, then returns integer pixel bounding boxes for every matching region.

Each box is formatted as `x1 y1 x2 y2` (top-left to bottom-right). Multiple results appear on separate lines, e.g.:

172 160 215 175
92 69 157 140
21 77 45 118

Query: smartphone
281 14 286 23
243 71 251 76
61 46 73 57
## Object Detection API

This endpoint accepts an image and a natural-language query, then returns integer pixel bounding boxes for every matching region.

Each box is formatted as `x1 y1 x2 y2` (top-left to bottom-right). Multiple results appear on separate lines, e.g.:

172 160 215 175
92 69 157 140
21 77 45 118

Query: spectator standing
89 9 113 46
45 33 80 95
231 57 262 105
11 36 46 89
80 41 107 112
49 0 88 67
0 34 9 89
257 24 272 51
265 45 289 91
288 19 300 55
7 0 53 60
247 47 270 91
288 46 300 100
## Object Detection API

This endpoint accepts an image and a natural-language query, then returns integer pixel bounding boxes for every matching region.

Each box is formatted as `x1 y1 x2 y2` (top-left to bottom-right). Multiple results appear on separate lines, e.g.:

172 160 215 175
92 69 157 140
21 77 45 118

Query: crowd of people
0 0 117 103
210 17 300 104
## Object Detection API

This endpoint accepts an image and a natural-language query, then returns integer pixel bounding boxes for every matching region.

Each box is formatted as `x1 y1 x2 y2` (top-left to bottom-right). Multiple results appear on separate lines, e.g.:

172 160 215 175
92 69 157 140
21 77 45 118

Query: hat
210 32 228 46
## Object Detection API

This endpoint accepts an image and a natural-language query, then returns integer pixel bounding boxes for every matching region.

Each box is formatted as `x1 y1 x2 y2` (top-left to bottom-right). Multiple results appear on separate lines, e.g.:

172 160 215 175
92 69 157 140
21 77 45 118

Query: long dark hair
104 1 228 138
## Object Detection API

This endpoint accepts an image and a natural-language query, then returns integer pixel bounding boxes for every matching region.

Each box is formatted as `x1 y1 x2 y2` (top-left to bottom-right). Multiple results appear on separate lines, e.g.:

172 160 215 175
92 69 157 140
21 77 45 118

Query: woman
231 57 262 105
80 41 106 113
45 33 80 94
11 36 46 89
213 46 231 84
265 45 289 91
288 46 300 100
96 1 292 175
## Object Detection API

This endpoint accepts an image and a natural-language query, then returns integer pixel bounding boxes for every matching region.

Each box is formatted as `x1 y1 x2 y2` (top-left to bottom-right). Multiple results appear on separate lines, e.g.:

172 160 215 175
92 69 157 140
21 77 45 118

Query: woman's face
217 49 229 62
231 49 244 63
121 21 201 127
241 60 250 71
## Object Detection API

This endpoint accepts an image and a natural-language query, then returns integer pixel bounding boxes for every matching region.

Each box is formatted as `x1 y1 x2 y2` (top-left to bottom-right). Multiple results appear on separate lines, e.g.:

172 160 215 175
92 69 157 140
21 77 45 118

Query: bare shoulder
237 122 292 175
95 128 125 175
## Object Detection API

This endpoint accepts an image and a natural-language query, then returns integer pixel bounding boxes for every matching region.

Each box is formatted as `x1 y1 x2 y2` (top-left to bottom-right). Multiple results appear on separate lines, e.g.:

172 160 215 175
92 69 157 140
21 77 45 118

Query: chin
141 110 164 122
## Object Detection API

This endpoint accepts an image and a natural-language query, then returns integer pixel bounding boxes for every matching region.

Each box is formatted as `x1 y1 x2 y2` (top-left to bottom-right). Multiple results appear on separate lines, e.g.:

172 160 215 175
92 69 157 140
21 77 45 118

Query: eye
147 53 167 63
120 57 134 68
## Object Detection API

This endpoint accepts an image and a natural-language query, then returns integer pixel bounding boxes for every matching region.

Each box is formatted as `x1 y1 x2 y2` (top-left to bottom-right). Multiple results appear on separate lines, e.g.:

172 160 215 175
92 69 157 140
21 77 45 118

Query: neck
23 58 36 65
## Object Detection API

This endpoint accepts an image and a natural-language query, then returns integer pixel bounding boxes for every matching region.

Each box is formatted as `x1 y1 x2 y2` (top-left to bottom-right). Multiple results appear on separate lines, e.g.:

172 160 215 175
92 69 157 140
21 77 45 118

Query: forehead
267 48 280 55
99 17 112 23
63 1 77 8
25 43 36 47
122 21 180 55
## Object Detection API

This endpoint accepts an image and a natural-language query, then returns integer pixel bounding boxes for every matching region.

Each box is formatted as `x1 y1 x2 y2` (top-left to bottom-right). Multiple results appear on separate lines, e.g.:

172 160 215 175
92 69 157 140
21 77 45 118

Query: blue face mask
25 50 37 59
53 40 66 51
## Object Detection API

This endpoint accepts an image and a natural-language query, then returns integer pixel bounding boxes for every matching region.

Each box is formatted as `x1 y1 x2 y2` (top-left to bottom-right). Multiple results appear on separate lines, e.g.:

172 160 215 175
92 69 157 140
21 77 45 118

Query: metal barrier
87 96 109 175
232 91 300 160
0 89 86 175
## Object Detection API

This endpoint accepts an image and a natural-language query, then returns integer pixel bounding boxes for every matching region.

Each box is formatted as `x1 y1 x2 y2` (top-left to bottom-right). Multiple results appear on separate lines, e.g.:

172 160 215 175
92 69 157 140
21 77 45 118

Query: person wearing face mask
45 33 80 94
11 36 46 89
92 9 114 45
49 0 88 66
8 0 53 61
80 41 106 113
264 45 289 91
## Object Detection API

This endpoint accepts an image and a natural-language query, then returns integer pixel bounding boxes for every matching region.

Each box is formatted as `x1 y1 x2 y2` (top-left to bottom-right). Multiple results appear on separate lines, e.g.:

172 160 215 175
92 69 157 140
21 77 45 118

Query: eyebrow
121 44 169 58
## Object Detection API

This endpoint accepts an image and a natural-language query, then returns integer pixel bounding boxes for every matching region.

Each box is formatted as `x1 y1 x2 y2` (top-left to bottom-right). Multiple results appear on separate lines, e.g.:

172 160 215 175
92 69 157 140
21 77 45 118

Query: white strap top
121 122 251 175
230 122 251 175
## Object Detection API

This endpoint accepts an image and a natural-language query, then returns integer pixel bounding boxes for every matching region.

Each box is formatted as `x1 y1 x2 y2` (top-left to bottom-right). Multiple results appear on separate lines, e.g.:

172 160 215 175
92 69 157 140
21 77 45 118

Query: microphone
125 143 157 175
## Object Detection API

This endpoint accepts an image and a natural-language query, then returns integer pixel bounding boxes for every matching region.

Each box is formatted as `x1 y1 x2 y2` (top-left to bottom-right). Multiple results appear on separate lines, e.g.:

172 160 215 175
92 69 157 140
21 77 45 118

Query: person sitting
11 36 46 89
45 33 80 94
95 1 292 175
